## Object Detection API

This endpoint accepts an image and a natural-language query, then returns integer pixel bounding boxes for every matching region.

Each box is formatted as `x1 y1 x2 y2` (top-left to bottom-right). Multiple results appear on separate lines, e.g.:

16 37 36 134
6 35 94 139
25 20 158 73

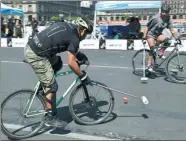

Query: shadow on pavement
133 68 167 80
56 101 117 126
117 114 149 119
74 112 117 125
164 77 186 85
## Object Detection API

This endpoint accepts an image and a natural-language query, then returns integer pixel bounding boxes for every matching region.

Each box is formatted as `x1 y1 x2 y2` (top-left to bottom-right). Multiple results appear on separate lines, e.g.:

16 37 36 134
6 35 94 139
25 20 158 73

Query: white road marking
3 123 31 131
3 123 117 140
1 61 25 64
1 61 132 70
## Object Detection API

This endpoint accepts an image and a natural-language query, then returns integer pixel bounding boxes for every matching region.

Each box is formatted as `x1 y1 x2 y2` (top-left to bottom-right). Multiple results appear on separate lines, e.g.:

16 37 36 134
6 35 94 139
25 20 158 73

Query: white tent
1 3 24 15
93 1 162 36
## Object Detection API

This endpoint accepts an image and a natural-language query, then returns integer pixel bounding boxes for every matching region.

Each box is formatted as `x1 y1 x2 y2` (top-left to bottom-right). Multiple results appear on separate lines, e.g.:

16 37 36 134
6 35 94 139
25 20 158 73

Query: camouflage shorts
24 44 58 88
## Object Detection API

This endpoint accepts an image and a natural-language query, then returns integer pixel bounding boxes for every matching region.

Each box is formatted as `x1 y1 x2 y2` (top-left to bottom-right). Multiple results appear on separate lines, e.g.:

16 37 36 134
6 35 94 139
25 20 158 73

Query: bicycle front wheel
132 49 150 76
1 89 46 140
69 80 115 125
165 52 186 84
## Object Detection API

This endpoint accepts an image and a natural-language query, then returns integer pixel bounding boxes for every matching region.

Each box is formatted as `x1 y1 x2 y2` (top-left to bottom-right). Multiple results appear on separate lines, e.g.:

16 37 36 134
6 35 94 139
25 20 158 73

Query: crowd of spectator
1 16 24 38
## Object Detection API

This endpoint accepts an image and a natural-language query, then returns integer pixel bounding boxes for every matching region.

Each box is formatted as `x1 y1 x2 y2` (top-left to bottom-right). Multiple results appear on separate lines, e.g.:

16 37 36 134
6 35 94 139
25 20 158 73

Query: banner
80 39 100 49
1 38 7 47
12 38 28 47
133 40 149 50
105 39 127 50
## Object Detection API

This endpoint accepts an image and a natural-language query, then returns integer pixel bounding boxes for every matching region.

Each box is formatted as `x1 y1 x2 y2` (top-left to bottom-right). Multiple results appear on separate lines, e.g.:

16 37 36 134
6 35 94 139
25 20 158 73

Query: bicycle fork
82 84 90 102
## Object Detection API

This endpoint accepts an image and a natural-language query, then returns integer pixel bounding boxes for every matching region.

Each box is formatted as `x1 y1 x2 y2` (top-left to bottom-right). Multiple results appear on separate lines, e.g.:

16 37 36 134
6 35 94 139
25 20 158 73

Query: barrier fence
1 38 186 52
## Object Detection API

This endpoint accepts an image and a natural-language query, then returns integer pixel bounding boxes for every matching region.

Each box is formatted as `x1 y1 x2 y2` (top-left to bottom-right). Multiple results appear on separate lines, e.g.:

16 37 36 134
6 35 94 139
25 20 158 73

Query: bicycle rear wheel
69 80 114 125
1 89 46 140
165 52 186 84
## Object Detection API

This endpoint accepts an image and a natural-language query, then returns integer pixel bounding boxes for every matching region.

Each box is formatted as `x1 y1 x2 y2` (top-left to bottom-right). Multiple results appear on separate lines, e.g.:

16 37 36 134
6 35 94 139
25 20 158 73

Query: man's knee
45 80 58 95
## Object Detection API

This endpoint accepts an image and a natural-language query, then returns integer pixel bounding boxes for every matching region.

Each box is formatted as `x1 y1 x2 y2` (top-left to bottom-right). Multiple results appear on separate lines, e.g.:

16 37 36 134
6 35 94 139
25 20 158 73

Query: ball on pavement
123 97 128 103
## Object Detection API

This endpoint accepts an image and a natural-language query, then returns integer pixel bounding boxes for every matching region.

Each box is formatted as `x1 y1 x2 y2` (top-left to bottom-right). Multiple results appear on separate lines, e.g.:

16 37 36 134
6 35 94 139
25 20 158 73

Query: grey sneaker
44 115 67 128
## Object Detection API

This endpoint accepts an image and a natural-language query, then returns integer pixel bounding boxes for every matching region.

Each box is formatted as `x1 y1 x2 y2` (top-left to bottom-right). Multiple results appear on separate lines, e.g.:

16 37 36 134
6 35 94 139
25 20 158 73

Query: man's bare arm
67 51 83 77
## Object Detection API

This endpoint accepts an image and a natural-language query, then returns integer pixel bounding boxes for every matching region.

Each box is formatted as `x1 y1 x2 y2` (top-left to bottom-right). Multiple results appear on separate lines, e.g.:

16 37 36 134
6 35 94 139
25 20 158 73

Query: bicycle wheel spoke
70 81 114 125
166 52 186 83
1 90 46 139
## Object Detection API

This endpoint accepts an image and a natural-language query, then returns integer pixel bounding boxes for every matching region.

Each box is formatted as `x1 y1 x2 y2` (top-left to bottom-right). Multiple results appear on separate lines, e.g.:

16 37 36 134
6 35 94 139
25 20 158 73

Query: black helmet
161 3 171 13
76 15 93 34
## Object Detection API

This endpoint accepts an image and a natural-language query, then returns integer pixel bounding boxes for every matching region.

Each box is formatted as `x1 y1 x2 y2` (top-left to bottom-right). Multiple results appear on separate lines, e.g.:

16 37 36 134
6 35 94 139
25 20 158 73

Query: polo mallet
92 82 149 105
141 40 148 83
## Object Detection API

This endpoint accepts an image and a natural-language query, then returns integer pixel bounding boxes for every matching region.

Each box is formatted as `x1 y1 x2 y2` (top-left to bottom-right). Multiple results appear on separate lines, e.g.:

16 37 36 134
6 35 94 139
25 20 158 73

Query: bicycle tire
69 80 115 125
165 52 186 84
132 49 150 75
1 89 46 140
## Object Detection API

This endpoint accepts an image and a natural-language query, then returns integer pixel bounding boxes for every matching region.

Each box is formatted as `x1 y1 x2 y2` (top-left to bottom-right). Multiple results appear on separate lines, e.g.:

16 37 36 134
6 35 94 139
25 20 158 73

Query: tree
50 16 60 22
64 16 78 21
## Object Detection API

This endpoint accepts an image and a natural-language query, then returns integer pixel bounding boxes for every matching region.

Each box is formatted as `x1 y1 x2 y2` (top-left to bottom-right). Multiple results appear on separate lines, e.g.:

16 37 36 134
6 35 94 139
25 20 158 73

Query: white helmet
59 14 64 19
75 16 93 34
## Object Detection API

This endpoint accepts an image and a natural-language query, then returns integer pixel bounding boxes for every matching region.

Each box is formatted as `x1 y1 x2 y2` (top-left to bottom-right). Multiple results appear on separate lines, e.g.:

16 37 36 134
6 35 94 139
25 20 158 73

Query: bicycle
132 38 186 84
1 58 115 140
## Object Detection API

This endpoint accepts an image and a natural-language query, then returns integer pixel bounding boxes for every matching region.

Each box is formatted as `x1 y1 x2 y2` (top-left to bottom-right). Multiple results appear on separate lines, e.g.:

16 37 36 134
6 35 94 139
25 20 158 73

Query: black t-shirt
28 22 80 57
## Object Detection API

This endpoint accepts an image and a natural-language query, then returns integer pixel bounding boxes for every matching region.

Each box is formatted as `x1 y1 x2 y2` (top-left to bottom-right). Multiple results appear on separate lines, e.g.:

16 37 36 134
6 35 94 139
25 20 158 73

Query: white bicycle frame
22 64 89 118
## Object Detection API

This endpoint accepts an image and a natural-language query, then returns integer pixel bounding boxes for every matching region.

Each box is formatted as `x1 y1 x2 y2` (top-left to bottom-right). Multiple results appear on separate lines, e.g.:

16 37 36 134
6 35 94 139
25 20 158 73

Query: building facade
2 1 95 23
165 0 186 19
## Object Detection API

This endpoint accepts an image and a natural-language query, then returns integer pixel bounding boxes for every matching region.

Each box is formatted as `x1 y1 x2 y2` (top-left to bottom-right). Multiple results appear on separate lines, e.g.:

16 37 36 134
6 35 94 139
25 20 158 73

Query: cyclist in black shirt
24 16 93 127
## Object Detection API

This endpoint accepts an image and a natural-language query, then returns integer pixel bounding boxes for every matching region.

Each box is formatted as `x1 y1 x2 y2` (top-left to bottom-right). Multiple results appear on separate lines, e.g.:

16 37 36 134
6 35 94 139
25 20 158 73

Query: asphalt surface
0 48 186 140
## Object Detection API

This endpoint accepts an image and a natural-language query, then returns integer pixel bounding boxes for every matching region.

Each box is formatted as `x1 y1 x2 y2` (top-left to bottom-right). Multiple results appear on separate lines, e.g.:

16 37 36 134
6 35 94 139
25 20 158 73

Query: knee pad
44 80 58 114
52 56 63 73
149 47 156 56
163 38 171 46
44 80 58 95
50 80 58 93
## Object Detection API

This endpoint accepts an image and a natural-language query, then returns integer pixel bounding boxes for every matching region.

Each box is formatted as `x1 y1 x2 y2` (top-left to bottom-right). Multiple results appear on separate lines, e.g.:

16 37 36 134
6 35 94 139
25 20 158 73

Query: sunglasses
162 11 170 14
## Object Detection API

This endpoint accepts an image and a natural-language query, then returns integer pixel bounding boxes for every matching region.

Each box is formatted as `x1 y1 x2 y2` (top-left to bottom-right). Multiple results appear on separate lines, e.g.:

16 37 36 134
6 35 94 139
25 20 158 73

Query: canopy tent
93 1 162 37
1 3 24 15
95 1 161 11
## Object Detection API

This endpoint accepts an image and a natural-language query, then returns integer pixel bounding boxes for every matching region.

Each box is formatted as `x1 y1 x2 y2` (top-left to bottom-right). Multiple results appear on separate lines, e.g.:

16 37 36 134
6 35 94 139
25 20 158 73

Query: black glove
175 37 181 44
79 71 91 85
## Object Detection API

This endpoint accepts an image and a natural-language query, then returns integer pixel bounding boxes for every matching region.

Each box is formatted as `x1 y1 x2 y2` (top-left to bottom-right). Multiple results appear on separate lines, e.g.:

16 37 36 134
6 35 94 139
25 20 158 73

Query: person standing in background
39 17 46 26
31 17 39 37
14 19 23 38
7 18 14 38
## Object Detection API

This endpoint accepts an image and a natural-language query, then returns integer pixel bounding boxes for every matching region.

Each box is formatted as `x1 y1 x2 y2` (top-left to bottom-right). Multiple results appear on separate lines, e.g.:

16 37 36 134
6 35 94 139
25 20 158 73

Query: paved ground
1 48 186 140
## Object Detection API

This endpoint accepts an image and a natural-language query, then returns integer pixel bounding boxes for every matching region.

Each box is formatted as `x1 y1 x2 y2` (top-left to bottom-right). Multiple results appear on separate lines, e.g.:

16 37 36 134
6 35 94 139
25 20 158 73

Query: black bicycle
132 39 186 84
